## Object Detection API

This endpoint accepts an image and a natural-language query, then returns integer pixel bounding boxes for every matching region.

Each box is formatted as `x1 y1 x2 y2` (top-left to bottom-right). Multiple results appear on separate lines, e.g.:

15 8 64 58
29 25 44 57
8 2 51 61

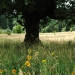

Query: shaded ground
0 31 75 41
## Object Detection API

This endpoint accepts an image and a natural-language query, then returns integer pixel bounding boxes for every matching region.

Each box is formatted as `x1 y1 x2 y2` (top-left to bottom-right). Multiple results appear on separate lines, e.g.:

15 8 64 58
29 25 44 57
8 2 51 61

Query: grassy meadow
0 33 75 75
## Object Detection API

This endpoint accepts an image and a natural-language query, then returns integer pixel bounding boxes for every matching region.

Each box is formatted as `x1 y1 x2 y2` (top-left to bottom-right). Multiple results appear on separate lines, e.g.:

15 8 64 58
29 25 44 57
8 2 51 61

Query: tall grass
0 39 75 75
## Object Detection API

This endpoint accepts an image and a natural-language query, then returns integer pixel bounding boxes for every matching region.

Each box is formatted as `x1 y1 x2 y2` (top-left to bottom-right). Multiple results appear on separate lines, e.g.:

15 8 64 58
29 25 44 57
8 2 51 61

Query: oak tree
0 0 75 43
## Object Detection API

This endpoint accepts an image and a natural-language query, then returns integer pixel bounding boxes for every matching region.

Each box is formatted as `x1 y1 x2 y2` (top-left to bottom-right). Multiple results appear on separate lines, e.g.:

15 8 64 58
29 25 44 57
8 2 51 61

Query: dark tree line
0 15 13 30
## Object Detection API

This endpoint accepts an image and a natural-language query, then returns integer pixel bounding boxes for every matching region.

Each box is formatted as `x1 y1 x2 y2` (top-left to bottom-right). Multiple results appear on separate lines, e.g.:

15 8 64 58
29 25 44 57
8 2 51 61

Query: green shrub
13 24 23 33
71 25 75 31
6 28 12 35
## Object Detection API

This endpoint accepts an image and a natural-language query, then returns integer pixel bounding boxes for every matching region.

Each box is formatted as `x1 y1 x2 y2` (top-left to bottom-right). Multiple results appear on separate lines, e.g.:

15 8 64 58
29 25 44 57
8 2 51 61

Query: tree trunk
24 15 40 44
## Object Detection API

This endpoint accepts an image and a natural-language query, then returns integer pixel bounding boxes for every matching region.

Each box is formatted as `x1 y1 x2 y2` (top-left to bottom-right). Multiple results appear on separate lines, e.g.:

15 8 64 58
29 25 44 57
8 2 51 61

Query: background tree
8 18 14 30
0 0 75 43
0 15 7 29
0 15 14 30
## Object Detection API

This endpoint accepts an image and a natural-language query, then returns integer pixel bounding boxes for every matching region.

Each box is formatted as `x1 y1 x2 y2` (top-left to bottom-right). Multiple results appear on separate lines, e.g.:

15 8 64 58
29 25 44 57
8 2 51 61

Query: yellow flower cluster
24 49 32 67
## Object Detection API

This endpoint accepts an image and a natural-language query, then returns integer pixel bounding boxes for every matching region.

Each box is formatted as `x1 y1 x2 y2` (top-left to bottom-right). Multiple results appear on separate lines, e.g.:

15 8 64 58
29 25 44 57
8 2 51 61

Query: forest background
0 15 75 35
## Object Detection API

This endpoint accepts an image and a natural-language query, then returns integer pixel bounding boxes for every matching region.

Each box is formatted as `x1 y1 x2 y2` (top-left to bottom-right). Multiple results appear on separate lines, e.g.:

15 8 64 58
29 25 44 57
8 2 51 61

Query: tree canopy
0 0 75 20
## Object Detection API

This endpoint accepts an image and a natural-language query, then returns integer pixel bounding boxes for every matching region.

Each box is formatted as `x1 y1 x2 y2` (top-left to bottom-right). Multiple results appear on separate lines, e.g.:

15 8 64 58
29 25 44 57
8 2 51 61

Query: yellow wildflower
0 70 3 74
72 72 75 75
72 68 75 75
28 49 32 54
25 61 30 67
52 52 54 55
12 69 17 74
42 60 46 63
27 55 31 60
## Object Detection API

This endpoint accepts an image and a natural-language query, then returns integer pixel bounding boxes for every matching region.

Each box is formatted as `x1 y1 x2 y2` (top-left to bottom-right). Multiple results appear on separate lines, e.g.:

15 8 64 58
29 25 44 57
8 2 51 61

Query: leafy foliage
0 0 75 42
0 0 75 24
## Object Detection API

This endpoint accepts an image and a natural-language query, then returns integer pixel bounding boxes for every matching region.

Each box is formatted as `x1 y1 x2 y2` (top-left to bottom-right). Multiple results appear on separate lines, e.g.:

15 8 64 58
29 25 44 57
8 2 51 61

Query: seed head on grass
43 52 47 55
74 47 75 53
25 61 31 67
34 51 39 57
18 69 23 75
21 66 24 69
28 49 32 54
52 52 55 56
